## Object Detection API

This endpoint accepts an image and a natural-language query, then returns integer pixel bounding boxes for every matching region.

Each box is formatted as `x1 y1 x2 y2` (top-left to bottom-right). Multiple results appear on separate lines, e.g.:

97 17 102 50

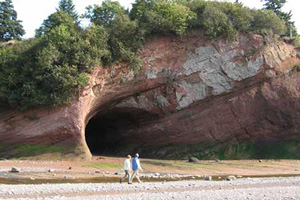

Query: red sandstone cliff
0 31 300 159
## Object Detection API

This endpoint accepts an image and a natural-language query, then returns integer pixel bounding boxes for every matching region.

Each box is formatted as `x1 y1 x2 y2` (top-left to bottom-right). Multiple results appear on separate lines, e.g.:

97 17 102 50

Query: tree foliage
263 0 286 12
251 9 286 35
130 0 196 35
85 0 144 70
35 11 75 37
262 0 298 46
201 3 236 39
0 0 25 41
0 11 110 108
185 0 287 39
84 1 126 28
262 0 292 25
57 0 78 21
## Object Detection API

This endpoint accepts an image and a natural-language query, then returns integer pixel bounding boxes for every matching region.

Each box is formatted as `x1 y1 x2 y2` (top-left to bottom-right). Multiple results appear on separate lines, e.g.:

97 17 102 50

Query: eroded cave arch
85 107 159 156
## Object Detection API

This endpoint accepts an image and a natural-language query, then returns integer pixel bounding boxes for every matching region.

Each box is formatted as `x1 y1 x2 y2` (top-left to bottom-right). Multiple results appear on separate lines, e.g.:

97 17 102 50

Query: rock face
0 31 300 159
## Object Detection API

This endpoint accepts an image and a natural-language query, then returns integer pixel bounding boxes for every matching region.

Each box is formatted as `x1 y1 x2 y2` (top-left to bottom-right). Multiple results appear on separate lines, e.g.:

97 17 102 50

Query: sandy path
0 177 300 200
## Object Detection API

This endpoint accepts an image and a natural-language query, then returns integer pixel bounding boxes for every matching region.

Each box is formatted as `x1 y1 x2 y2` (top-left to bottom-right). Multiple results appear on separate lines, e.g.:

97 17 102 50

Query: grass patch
86 163 122 169
13 144 63 154
24 113 39 120
10 144 77 159
290 65 300 75
142 160 174 167
179 112 196 120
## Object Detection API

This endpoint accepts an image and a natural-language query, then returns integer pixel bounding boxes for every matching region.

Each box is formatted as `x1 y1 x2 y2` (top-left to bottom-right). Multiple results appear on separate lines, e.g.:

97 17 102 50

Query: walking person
130 153 143 183
120 155 131 184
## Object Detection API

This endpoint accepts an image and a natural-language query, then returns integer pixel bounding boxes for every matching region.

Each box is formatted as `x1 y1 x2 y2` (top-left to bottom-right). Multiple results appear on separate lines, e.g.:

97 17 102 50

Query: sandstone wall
0 31 299 159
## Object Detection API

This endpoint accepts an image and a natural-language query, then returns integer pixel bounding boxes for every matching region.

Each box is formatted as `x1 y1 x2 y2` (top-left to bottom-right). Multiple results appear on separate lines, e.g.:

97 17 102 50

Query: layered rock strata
0 31 300 159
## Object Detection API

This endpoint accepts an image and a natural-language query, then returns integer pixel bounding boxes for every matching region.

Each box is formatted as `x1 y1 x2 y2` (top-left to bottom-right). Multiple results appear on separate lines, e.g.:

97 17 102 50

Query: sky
10 0 300 39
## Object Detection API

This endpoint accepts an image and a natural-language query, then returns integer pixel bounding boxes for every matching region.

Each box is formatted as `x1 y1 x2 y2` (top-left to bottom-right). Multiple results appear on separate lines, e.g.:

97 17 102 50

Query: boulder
10 167 20 173
188 157 199 163
226 176 237 181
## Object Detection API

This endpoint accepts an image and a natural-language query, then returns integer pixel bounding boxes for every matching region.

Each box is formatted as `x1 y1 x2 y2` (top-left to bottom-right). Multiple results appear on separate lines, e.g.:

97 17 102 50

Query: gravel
1 177 300 200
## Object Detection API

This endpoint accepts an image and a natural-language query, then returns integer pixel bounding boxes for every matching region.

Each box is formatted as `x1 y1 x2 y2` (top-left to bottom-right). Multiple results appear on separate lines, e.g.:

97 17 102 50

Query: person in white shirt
120 155 131 184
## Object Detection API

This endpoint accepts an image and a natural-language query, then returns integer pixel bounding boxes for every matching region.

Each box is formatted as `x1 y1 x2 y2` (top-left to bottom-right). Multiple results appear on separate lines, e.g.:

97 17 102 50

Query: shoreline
0 157 299 184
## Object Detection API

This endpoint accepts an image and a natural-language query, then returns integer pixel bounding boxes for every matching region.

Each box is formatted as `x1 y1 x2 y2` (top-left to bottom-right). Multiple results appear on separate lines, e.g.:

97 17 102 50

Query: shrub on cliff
0 12 110 108
250 9 286 35
201 3 237 39
85 1 144 71
185 0 287 39
130 0 196 35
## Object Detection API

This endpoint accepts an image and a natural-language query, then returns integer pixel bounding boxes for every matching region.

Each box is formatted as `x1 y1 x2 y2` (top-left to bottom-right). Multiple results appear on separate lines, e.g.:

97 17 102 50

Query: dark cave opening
85 108 158 156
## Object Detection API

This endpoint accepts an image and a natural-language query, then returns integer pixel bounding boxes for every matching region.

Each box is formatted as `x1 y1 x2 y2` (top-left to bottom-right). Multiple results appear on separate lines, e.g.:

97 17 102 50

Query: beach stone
188 157 199 163
114 170 124 175
10 167 20 173
64 175 75 179
95 170 101 173
226 176 237 181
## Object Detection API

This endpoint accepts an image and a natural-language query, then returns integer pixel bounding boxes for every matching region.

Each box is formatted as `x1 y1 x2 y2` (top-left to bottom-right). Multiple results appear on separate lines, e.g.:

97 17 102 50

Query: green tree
0 11 110 108
130 0 153 23
0 0 25 41
107 11 145 70
130 0 196 35
251 9 286 35
262 0 291 22
84 1 125 28
262 0 286 12
262 0 297 39
35 11 75 37
57 0 78 21
84 0 144 70
201 3 236 39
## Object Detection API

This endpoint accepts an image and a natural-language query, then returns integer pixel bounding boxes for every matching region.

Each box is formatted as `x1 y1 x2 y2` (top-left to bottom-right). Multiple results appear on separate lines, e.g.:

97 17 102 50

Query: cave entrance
85 108 158 156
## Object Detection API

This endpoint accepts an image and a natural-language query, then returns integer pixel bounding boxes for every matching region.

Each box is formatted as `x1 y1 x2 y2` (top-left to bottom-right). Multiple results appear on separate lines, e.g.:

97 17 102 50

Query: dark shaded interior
85 108 158 156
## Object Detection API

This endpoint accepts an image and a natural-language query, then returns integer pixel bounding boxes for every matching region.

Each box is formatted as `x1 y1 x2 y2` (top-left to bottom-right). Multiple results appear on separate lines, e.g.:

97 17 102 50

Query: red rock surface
0 31 299 159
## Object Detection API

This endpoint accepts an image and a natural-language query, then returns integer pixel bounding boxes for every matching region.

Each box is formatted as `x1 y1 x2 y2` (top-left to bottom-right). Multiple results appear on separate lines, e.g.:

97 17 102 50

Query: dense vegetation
0 0 24 41
0 0 297 109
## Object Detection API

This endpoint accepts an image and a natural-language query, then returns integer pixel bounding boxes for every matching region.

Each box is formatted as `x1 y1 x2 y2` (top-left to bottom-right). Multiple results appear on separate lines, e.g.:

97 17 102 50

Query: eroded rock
0 32 300 160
